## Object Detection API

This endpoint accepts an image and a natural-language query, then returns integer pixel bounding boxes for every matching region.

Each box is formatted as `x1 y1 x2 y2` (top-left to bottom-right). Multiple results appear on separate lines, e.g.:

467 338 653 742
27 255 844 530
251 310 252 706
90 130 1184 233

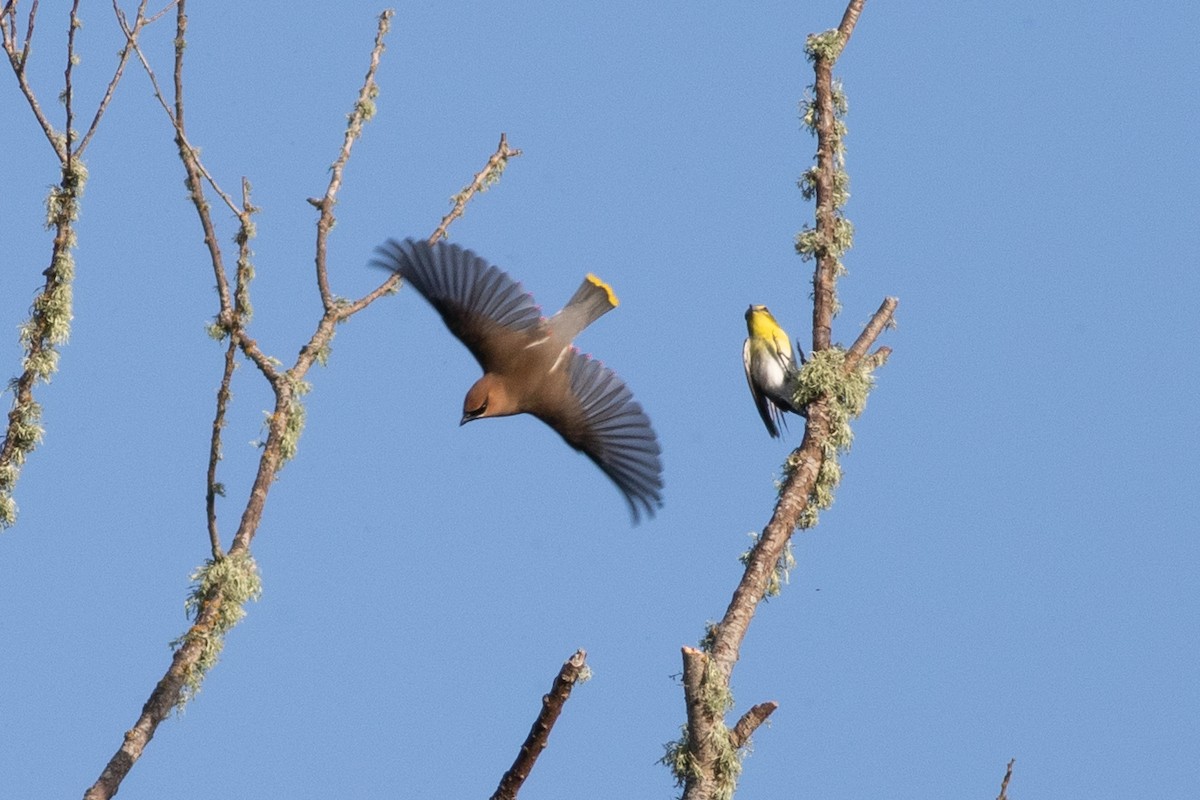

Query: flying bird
373 238 663 521
742 304 806 438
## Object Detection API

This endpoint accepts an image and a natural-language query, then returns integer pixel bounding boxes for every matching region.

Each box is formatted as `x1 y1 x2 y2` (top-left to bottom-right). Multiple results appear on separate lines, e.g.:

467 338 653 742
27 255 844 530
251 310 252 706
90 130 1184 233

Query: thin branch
844 295 897 370
21 0 35 62
205 336 235 559
312 9 392 310
336 133 523 319
711 0 871 683
78 0 158 155
114 1 241 217
430 131 522 245
490 650 589 800
64 0 79 155
809 61 840 352
1 0 66 161
728 700 778 750
996 759 1015 800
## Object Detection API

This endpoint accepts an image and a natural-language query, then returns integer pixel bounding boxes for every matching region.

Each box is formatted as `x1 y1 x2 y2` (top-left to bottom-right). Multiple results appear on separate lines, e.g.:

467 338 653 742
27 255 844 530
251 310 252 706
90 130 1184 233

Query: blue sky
3 1 1198 798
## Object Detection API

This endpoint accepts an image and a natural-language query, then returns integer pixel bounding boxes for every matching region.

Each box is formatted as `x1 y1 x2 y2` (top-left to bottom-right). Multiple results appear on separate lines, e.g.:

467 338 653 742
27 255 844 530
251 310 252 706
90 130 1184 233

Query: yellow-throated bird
373 238 663 522
742 304 806 438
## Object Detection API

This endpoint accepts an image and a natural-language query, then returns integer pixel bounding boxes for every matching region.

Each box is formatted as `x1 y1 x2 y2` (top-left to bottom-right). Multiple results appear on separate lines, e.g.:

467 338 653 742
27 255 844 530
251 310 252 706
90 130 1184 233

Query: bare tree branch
728 701 778 750
78 1 163 154
1 0 65 160
431 131 523 245
311 10 392 308
845 296 898 370
996 758 1015 800
490 650 590 800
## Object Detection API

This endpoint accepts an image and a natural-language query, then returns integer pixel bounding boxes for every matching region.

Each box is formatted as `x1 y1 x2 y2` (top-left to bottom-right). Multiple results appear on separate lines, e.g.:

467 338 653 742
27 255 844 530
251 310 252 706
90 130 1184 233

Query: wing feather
542 352 664 522
372 238 543 370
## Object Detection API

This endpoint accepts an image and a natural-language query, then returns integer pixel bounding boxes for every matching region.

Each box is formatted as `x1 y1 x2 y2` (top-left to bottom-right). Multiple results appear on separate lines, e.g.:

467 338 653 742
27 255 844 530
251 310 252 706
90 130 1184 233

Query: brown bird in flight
373 238 663 522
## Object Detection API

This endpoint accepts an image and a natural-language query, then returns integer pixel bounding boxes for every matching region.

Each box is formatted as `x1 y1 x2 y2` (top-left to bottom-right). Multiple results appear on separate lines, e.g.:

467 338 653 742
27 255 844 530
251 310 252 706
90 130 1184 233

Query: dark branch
728 701 778 750
490 650 589 800
996 758 1015 800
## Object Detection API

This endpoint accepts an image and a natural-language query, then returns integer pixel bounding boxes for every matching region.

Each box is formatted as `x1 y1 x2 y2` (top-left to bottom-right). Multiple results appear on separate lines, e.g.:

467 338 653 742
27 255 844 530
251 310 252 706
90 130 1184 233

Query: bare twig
1 0 64 159
728 700 778 750
114 0 241 217
78 1 159 154
490 650 590 800
335 133 523 318
996 758 1015 800
205 337 234 559
64 0 79 154
431 131 522 245
312 9 392 309
845 296 898 370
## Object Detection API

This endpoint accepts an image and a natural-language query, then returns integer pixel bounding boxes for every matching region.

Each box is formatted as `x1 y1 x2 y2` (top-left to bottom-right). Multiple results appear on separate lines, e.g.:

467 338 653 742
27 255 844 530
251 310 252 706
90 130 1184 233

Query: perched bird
742 304 806 438
373 238 663 521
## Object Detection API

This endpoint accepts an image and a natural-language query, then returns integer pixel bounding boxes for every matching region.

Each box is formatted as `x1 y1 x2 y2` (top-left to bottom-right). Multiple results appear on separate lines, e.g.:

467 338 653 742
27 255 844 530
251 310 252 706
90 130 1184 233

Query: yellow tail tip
586 273 619 307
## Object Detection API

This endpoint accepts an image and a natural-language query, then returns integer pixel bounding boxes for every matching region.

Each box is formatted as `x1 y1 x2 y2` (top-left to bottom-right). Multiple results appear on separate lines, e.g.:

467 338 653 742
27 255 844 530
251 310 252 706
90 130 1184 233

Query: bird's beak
459 414 472 427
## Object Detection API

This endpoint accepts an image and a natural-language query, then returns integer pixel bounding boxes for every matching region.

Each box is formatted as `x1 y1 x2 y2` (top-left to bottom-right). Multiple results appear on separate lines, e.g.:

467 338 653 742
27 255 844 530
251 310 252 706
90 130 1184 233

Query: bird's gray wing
372 238 543 370
538 351 663 523
743 338 784 438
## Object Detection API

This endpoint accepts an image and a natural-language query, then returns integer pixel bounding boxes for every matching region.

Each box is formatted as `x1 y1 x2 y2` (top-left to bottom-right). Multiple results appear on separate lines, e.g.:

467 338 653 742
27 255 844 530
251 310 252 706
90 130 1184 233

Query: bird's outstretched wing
540 351 664 522
372 238 543 369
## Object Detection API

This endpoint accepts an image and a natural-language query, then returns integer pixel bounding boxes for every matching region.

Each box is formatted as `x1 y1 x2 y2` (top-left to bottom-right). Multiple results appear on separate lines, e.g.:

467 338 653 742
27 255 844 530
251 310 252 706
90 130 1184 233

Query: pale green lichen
661 656 743 800
171 551 263 709
2 162 87 529
740 534 796 599
805 29 845 63
783 347 878 529
277 377 311 464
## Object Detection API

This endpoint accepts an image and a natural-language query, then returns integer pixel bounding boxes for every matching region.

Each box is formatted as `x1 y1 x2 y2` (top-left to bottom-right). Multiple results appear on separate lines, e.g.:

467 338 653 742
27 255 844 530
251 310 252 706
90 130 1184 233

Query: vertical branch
1 0 155 527
1 0 67 160
311 9 392 310
64 0 79 154
809 49 839 353
672 2 895 798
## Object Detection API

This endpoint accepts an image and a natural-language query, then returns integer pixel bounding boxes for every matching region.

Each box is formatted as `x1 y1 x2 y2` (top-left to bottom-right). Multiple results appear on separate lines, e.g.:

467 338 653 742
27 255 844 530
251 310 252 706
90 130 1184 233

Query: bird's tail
550 274 619 341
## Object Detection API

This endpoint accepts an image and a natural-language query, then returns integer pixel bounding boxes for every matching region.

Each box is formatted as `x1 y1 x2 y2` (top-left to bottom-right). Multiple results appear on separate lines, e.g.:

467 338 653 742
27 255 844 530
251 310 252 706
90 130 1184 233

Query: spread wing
372 238 543 370
539 351 664 522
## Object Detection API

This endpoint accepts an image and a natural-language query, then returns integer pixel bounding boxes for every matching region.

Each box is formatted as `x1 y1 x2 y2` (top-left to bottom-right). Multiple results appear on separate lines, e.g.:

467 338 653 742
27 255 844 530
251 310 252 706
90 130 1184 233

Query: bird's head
461 374 519 425
745 304 784 339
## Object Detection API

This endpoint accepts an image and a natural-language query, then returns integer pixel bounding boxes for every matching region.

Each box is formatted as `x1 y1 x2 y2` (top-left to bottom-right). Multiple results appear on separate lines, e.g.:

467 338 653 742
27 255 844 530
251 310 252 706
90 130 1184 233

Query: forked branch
1 0 161 528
